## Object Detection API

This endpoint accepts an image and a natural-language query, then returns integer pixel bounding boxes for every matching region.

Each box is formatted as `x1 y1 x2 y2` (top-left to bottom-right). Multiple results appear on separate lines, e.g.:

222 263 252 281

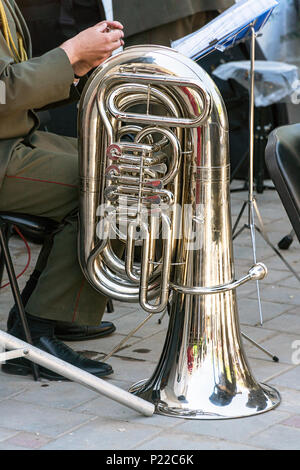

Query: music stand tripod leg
232 200 248 236
242 332 279 362
232 27 280 359
102 312 154 362
232 27 265 326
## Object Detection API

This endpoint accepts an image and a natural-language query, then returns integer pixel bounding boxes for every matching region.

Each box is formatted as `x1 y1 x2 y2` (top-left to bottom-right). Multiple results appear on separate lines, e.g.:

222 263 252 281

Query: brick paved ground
0 181 299 450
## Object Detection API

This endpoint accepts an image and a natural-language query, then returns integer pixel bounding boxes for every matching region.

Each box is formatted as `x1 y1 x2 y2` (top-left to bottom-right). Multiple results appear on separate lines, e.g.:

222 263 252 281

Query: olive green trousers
0 130 108 326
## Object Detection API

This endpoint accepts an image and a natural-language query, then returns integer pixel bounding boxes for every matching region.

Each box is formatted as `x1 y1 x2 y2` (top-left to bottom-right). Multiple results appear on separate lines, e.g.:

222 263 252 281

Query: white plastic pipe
0 330 154 417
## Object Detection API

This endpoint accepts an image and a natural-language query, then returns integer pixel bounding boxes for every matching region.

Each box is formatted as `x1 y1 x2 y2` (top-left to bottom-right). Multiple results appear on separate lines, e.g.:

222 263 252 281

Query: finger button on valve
107 144 122 160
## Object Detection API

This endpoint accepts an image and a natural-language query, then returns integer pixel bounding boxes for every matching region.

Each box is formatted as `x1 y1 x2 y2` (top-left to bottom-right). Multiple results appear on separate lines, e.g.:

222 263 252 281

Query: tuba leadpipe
78 45 280 419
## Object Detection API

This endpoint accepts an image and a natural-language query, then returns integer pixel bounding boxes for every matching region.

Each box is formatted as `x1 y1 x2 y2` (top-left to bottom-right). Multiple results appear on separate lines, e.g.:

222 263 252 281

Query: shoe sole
1 361 68 381
55 325 116 342
1 361 114 381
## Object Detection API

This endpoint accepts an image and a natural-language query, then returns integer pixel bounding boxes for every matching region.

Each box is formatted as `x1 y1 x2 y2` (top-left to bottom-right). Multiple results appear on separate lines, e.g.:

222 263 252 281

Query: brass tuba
78 45 280 419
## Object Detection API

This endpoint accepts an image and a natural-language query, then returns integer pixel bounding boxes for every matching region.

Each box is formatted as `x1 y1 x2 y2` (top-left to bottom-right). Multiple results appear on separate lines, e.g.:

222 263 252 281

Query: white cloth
213 60 299 106
102 0 124 53
258 0 300 71
102 0 113 21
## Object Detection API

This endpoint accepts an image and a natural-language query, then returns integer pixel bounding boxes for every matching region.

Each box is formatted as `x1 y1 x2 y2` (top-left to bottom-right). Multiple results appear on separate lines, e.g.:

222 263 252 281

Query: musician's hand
60 21 124 77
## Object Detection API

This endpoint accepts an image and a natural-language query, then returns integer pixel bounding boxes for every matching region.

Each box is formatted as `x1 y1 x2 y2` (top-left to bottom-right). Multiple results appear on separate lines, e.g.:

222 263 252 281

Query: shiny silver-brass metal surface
78 45 280 419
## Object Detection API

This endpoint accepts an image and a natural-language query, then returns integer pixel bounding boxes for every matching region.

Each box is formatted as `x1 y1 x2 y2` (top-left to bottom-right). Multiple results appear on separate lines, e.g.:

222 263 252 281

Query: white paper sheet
172 0 278 59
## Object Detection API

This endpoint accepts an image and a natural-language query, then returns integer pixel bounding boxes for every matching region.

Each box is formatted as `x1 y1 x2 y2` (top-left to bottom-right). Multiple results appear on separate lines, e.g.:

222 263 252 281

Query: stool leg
0 223 11 285
278 230 295 250
106 298 114 313
0 220 39 381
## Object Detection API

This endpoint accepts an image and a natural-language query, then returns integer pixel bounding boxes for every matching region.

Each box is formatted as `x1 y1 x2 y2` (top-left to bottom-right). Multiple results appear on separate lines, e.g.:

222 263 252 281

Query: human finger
106 20 124 30
97 22 108 32
108 28 124 42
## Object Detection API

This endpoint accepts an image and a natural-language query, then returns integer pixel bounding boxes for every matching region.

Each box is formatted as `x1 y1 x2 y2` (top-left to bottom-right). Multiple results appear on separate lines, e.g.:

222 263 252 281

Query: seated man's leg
0 132 113 378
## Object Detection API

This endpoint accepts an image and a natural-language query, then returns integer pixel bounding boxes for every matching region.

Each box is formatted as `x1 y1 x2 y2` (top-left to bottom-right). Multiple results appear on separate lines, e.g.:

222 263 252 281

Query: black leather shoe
1 336 113 380
54 321 116 342
7 309 116 342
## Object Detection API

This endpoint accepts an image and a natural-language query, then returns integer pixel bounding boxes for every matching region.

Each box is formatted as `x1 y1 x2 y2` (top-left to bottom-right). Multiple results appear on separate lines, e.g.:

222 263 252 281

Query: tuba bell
78 45 280 419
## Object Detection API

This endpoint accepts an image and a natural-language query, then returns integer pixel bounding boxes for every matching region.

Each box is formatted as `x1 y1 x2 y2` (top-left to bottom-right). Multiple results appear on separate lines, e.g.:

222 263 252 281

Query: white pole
0 330 154 417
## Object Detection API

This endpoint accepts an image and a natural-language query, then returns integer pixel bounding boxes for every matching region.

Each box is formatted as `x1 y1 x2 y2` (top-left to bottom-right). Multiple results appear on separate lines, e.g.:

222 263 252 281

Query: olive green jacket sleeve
0 47 74 117
0 45 75 141
0 0 78 191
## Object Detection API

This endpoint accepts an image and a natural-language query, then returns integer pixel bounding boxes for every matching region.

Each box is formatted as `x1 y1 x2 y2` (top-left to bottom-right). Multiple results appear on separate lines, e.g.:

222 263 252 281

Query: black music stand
231 27 300 329
172 3 282 344
192 18 300 324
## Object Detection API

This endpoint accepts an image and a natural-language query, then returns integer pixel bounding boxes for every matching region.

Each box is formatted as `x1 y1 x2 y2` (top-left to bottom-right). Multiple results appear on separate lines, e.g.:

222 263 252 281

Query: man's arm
60 20 124 77
0 47 74 115
0 20 124 115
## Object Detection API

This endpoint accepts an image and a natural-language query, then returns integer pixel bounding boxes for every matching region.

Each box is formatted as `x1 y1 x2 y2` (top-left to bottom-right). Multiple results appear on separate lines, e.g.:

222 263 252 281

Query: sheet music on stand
172 0 278 60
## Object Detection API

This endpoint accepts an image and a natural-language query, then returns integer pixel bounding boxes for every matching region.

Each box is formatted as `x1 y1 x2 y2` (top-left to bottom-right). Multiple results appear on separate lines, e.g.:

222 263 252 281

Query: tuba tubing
78 45 280 419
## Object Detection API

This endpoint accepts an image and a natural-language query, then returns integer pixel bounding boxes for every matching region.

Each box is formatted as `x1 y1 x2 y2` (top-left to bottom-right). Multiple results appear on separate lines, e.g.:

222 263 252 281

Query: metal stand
102 306 279 364
278 229 295 250
102 312 154 362
0 218 154 417
232 27 300 330
241 332 278 362
230 109 277 194
0 330 154 417
0 218 40 381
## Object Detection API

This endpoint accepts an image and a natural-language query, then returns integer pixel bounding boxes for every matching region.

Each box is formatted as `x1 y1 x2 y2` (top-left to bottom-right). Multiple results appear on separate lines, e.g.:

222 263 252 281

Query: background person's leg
124 11 218 47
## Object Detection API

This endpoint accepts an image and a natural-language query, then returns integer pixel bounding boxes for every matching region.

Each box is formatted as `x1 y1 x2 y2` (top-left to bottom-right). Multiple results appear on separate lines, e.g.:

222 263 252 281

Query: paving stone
241 324 279 343
14 382 99 410
263 312 300 335
247 335 300 365
0 428 19 443
233 244 274 261
106 356 157 384
66 333 143 358
0 181 299 450
173 410 289 444
236 285 257 299
248 424 300 450
0 379 27 401
260 269 293 286
249 284 300 307
110 331 167 363
136 433 261 450
237 298 290 326
74 393 183 429
234 232 284 252
281 415 300 429
0 442 31 450
0 399 95 437
102 301 140 322
111 309 168 339
40 418 163 450
258 254 300 273
264 218 295 233
4 431 52 449
279 275 300 289
256 205 287 221
273 387 300 415
271 367 300 390
247 357 292 383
